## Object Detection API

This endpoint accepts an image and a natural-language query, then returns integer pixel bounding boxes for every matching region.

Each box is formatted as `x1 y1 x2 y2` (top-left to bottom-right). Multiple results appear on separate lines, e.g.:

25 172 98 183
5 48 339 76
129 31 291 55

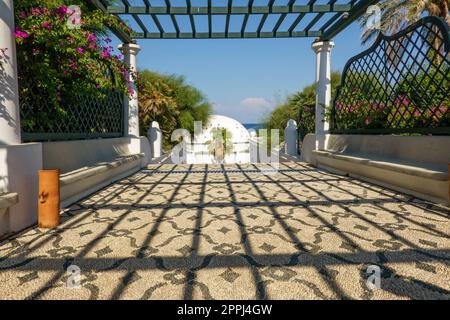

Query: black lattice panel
20 89 124 141
332 16 450 134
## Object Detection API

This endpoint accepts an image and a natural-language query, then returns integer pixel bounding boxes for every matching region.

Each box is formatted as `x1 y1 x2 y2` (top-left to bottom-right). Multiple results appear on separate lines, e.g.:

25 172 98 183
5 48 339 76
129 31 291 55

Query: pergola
102 0 377 41
1 0 379 144
0 0 378 230
77 0 378 144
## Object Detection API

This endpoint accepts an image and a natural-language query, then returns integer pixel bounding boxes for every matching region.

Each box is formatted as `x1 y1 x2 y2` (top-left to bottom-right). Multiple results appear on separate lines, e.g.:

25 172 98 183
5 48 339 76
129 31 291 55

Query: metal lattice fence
20 90 124 141
332 16 450 134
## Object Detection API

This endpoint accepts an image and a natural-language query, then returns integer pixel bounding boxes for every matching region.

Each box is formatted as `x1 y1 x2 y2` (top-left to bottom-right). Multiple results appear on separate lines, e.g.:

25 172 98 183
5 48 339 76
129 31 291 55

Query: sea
243 123 265 131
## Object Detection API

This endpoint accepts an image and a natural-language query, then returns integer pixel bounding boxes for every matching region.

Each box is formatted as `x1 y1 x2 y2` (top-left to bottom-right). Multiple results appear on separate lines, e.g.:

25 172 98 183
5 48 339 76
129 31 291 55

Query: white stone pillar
312 40 334 150
148 121 162 159
284 119 298 156
0 0 21 145
248 129 258 163
118 43 141 137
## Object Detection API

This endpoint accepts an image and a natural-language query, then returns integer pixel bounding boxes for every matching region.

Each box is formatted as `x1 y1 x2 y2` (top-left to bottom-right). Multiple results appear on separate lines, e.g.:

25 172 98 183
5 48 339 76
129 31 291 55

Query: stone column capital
118 43 141 56
311 40 335 54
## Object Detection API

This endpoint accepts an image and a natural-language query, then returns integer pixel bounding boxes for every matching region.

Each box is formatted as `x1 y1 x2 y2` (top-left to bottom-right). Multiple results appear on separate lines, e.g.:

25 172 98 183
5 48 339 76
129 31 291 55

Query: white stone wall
0 143 43 233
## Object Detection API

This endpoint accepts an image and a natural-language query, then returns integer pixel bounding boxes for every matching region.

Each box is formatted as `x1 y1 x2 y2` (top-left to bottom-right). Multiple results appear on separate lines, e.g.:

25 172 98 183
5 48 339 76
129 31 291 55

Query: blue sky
110 4 371 123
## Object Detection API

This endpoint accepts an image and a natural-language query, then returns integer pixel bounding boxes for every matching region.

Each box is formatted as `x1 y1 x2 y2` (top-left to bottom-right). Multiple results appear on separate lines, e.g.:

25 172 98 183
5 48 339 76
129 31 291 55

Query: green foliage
331 71 450 131
137 70 212 148
358 0 450 45
13 0 133 132
265 71 341 142
333 16 449 133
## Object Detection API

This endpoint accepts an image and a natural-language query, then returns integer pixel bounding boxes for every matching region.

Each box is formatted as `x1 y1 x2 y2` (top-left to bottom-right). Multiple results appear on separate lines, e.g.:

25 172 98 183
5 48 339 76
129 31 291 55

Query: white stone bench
42 137 145 207
307 134 450 204
0 192 18 237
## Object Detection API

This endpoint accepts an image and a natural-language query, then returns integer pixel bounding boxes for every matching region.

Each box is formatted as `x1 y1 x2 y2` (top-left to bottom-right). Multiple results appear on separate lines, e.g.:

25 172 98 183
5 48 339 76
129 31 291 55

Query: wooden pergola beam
107 4 354 15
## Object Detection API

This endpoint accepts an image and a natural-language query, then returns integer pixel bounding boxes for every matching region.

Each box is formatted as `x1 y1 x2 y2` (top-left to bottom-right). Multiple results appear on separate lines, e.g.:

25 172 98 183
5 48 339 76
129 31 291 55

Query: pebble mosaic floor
0 162 449 300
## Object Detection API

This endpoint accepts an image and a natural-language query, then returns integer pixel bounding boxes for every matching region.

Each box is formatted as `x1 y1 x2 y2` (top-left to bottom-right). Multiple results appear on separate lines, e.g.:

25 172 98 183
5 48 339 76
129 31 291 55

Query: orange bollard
38 169 60 228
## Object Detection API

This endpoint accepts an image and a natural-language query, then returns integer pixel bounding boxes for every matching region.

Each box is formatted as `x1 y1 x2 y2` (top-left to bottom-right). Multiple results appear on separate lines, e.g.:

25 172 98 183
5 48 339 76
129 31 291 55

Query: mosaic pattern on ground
0 162 449 299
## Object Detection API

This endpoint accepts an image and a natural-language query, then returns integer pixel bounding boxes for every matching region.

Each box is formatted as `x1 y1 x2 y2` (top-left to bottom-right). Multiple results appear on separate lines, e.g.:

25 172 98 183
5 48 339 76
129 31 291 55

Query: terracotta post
38 169 60 228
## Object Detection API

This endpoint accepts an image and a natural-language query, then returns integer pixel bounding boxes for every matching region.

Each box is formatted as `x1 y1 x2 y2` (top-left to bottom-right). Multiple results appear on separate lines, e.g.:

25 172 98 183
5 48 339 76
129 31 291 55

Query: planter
38 169 60 228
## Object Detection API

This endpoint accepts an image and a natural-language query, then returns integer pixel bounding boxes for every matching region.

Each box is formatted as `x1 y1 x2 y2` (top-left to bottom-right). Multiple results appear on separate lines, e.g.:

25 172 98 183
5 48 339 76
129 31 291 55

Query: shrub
13 0 134 132
265 71 341 143
137 70 212 148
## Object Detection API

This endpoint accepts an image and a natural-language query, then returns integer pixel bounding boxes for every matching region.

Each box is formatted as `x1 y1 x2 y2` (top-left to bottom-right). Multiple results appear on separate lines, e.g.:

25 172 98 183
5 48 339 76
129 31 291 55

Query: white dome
186 115 251 164
195 115 250 143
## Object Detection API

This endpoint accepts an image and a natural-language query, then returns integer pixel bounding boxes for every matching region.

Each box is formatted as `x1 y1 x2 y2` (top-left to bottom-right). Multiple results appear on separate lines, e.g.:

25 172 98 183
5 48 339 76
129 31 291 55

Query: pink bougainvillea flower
31 7 47 16
102 48 111 58
68 58 78 70
57 5 68 15
430 105 448 117
41 21 52 30
431 106 442 116
14 27 29 39
77 47 84 54
365 117 372 125
371 103 385 111
87 33 96 42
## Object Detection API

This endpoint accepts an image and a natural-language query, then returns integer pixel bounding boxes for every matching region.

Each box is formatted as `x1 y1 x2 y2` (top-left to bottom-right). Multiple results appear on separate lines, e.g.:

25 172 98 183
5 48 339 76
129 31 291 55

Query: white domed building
186 115 252 164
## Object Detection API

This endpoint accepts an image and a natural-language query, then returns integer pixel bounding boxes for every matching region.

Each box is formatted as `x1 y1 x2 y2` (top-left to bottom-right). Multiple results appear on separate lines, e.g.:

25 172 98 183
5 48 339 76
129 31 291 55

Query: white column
118 43 141 137
312 40 334 150
0 0 21 145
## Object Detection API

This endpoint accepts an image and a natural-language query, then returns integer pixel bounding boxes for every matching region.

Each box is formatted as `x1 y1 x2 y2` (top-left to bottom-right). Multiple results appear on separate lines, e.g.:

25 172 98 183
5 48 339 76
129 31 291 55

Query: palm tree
359 0 450 45
138 76 179 141
137 70 212 147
